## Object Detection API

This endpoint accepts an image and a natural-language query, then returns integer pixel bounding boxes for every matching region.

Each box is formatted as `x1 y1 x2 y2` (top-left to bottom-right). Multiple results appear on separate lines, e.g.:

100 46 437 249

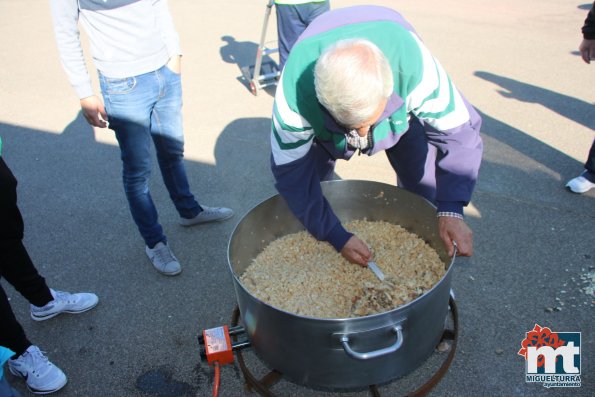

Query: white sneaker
30 289 99 322
145 242 181 276
179 206 234 226
566 173 595 193
8 345 67 394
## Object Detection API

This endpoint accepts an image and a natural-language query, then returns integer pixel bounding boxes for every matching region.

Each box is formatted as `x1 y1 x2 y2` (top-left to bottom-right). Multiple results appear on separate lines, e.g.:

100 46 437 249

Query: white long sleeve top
50 0 181 99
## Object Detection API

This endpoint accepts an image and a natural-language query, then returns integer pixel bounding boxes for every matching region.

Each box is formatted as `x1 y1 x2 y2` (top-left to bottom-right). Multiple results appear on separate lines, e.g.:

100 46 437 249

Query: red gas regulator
198 324 250 397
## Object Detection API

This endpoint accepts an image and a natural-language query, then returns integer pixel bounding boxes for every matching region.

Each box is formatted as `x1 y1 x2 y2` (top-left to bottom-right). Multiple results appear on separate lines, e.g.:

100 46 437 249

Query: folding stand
241 0 281 96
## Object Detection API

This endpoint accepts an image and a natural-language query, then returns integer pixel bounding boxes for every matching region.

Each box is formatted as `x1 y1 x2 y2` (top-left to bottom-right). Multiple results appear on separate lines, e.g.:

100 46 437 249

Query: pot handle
339 325 403 360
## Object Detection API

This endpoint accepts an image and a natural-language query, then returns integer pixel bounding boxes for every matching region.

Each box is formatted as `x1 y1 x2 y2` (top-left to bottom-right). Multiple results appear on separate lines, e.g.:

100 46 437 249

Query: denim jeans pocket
165 66 182 77
164 64 182 78
101 76 137 95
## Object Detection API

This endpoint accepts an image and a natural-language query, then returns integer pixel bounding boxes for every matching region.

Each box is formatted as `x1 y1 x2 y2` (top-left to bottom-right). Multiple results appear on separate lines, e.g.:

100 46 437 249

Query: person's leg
584 139 595 180
0 158 24 242
301 0 330 26
278 1 329 70
385 117 438 204
151 65 201 220
0 241 52 308
0 285 31 357
99 71 166 248
0 158 99 320
0 158 53 307
0 159 67 393
566 138 595 192
276 4 307 70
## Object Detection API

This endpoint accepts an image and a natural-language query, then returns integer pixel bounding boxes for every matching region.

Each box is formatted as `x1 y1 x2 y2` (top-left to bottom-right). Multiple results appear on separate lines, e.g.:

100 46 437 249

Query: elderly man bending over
270 5 483 266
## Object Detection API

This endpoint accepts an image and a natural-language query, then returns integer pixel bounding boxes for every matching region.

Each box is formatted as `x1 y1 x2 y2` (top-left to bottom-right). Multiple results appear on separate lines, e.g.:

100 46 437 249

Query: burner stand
230 297 459 397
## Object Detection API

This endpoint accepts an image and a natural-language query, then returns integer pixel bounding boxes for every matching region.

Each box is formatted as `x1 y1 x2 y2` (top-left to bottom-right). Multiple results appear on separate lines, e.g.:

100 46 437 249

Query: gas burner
229 297 459 397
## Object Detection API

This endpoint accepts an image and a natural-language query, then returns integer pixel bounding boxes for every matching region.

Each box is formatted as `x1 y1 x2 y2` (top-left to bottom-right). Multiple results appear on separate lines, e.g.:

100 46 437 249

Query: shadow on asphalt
219 35 278 97
475 71 594 130
473 71 594 203
212 116 279 216
2 112 283 229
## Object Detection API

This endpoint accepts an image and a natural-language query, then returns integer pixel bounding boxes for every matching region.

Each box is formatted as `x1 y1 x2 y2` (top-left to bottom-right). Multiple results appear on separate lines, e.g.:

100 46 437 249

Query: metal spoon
367 261 385 281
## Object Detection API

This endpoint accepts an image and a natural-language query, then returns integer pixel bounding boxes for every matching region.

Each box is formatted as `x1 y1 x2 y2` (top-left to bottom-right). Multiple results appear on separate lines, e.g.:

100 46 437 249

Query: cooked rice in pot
240 219 446 318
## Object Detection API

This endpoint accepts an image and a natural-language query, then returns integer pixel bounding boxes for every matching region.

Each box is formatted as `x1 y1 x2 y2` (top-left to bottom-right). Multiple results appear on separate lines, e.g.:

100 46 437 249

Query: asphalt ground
0 1 593 396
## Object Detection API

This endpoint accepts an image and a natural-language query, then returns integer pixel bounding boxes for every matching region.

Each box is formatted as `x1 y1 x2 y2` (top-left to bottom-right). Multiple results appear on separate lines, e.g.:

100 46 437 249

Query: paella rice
240 219 446 318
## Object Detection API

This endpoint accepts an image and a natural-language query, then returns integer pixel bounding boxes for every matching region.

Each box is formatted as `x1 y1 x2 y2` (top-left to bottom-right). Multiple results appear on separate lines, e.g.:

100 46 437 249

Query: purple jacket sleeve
270 150 353 252
425 97 483 215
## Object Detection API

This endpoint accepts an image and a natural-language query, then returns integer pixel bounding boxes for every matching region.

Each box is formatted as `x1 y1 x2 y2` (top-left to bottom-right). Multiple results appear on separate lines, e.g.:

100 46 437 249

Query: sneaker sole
155 267 182 276
9 367 67 394
30 301 99 322
179 212 234 227
28 378 68 395
566 185 593 194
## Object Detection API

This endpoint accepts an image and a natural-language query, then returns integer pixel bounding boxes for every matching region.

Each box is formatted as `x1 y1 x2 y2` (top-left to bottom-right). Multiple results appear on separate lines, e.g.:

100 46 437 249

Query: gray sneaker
30 289 99 322
8 345 67 394
145 242 181 276
179 206 234 227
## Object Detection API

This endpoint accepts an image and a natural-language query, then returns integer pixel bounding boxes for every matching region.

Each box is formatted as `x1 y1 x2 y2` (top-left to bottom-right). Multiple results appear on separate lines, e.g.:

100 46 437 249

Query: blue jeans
99 65 200 247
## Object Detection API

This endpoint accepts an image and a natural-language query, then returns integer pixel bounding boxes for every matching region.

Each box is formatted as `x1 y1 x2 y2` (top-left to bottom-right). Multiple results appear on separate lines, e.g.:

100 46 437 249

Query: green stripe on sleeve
416 78 457 119
272 119 315 150
273 103 312 133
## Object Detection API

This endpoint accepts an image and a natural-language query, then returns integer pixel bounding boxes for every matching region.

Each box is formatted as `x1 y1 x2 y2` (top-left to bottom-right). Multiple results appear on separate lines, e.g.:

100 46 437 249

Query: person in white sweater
49 0 234 276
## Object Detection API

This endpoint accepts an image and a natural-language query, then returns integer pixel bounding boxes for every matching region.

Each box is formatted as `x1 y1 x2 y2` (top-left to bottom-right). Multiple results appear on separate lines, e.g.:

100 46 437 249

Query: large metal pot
227 180 456 389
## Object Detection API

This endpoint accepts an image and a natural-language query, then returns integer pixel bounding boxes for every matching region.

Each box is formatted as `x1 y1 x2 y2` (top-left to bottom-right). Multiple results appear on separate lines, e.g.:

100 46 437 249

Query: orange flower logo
518 324 566 367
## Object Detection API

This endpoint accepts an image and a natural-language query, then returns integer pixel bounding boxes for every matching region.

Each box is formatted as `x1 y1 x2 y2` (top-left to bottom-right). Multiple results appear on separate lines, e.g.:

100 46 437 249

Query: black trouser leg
584 139 595 178
0 157 52 356
0 239 52 307
0 284 31 357
0 158 52 305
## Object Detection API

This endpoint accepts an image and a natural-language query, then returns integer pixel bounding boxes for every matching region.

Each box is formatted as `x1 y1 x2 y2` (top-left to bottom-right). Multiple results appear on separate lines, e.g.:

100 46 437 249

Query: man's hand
80 96 108 128
438 216 473 257
579 38 595 64
340 235 372 266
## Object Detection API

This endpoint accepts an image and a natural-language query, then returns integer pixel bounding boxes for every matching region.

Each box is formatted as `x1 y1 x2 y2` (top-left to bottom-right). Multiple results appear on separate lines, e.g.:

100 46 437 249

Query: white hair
314 39 394 128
